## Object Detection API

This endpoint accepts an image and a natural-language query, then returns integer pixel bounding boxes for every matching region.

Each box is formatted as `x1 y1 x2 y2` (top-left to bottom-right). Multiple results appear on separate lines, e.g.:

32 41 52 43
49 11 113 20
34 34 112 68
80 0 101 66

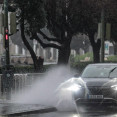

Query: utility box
1 56 6 66
2 70 14 89
1 65 14 97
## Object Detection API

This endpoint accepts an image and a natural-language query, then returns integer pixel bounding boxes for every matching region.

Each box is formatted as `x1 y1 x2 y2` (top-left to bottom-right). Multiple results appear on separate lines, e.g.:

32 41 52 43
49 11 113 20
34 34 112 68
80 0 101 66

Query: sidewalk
0 101 57 116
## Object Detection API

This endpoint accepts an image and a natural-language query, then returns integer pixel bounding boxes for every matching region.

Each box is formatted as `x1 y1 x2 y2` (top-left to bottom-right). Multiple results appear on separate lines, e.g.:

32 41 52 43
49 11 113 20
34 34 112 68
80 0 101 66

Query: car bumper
75 98 117 106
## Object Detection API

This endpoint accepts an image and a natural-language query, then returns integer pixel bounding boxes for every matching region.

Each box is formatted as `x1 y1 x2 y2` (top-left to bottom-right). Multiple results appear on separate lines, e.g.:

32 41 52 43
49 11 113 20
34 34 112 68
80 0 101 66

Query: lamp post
100 8 105 63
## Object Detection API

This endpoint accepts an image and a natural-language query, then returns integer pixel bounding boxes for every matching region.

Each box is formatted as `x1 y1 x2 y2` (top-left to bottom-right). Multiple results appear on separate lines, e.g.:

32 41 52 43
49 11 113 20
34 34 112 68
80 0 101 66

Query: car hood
82 77 117 87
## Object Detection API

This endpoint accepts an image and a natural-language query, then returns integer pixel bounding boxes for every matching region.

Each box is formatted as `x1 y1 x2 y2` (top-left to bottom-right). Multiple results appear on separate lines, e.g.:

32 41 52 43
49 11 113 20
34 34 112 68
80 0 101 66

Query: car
57 63 117 107
74 63 117 106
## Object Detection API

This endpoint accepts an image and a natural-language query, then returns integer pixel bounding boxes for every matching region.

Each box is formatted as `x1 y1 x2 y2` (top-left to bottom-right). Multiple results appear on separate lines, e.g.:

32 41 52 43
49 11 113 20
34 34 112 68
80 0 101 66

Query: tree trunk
89 33 101 63
58 46 71 64
57 36 71 65
113 42 117 55
20 25 40 71
92 44 100 63
20 7 41 71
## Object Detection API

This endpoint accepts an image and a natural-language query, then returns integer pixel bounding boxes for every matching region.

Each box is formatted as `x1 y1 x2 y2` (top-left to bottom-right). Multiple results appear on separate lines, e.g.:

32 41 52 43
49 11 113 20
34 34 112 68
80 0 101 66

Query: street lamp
100 7 105 63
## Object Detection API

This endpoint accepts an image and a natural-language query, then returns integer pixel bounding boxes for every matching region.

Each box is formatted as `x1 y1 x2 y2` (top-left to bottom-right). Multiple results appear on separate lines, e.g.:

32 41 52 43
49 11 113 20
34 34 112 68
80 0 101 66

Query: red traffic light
5 34 8 40
5 29 8 40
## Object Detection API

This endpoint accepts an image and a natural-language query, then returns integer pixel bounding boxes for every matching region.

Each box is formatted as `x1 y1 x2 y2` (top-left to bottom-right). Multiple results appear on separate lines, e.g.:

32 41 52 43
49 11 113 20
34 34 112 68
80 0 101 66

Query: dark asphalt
0 101 117 117
25 107 117 117
26 110 117 117
0 102 57 116
26 103 117 117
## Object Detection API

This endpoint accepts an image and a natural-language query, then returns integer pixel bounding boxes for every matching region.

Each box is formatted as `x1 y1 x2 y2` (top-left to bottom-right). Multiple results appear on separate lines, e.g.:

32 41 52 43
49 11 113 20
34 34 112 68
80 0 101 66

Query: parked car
57 63 117 107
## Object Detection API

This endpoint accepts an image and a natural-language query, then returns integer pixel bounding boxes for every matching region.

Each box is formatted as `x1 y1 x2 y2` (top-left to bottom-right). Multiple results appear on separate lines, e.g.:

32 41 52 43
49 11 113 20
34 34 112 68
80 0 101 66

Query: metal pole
3 0 12 100
4 0 10 65
100 8 105 63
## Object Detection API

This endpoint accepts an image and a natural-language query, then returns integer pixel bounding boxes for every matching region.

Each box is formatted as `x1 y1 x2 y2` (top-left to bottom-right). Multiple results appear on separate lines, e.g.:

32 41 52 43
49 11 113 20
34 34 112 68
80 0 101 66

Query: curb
0 103 57 116
5 107 57 116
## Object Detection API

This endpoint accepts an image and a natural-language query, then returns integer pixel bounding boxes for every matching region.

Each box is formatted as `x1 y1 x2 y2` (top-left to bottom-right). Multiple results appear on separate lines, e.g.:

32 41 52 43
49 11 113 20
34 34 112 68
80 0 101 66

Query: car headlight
111 85 117 91
66 84 81 92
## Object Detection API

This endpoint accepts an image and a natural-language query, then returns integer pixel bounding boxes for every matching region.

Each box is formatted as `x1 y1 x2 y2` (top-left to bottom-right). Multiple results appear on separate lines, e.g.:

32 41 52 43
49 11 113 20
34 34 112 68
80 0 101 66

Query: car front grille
88 87 115 97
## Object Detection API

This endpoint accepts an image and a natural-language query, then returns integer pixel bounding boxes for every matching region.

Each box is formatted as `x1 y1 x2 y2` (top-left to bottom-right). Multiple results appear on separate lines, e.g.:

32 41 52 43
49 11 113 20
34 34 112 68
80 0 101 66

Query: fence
0 73 44 98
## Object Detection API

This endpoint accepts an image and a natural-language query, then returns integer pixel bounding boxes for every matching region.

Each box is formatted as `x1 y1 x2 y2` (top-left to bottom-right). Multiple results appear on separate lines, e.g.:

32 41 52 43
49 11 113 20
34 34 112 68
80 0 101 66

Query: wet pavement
25 110 117 117
0 101 57 116
27 108 117 117
26 103 117 117
0 100 117 117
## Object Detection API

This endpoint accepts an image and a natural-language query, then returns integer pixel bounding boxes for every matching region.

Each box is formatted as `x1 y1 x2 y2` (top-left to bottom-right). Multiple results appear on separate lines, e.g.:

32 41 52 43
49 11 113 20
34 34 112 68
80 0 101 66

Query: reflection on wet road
28 106 117 117
29 111 117 117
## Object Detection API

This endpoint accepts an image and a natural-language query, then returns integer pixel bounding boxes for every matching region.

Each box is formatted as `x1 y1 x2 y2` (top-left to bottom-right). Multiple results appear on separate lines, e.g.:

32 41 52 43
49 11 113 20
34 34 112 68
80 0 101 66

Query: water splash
11 66 78 111
55 77 88 111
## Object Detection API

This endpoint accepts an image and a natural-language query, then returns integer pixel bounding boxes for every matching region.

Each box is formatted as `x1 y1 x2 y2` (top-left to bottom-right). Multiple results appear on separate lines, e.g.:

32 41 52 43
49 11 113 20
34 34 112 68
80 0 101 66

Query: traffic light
5 29 8 40
9 12 17 34
0 12 17 35
5 28 9 48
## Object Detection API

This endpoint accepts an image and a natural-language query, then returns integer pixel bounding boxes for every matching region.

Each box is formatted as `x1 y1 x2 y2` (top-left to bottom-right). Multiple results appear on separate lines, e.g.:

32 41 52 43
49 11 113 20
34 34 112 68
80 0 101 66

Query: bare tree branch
32 33 62 49
38 30 62 44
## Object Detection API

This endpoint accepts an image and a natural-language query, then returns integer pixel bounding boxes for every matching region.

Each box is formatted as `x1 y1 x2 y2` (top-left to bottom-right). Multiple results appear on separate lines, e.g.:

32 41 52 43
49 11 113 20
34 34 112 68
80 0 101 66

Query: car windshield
81 65 117 78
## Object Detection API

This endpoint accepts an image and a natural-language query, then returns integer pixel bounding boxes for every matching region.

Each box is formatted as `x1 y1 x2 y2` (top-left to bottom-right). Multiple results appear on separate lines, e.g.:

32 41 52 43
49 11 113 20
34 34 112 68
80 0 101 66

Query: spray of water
11 66 79 111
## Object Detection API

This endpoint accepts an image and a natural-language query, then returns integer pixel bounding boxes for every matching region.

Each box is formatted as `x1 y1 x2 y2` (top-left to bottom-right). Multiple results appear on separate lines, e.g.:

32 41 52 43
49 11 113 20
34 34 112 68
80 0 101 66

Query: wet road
3 70 116 117
2 100 117 117
28 110 117 117
27 105 117 117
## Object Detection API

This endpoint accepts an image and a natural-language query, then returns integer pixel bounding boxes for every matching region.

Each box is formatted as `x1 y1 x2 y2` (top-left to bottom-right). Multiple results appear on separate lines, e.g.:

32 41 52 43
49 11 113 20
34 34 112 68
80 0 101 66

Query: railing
0 73 44 98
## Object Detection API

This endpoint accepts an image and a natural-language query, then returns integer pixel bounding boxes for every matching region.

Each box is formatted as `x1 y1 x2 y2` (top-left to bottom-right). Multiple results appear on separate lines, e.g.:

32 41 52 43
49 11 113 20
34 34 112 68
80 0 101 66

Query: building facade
0 34 58 65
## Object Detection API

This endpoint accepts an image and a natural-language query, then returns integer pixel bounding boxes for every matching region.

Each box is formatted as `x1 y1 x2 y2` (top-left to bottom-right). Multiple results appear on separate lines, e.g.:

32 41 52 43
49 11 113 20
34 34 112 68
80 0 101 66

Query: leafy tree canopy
14 0 46 34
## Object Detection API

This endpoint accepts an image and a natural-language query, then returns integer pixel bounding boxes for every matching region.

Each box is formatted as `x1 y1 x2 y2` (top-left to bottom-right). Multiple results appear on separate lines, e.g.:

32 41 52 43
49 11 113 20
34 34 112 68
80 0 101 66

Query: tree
105 0 117 55
13 0 117 68
12 0 46 71
44 0 94 64
71 34 90 54
76 0 101 62
13 0 86 65
111 23 117 55
71 0 117 62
